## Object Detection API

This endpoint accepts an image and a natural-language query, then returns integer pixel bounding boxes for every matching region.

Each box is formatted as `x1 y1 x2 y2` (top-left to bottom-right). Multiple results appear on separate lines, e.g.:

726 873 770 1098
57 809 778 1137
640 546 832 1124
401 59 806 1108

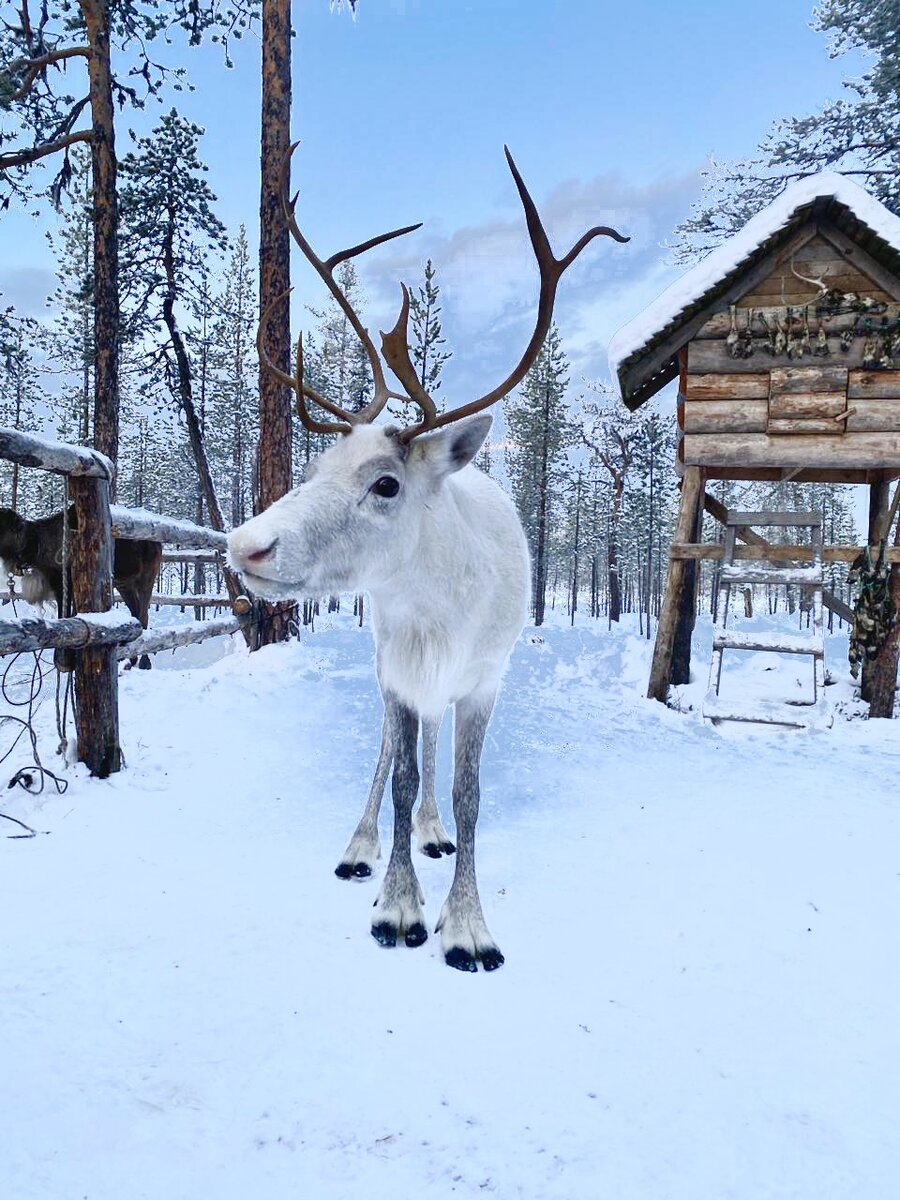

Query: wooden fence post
69 474 122 777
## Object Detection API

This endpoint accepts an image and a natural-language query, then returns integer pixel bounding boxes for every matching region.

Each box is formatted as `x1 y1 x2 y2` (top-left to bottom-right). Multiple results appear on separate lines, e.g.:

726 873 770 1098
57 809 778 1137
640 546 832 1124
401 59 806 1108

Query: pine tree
306 261 374 416
504 325 574 625
0 312 43 511
208 227 259 527
676 0 900 258
580 385 643 622
41 145 93 444
0 1 259 470
119 109 230 533
409 258 451 397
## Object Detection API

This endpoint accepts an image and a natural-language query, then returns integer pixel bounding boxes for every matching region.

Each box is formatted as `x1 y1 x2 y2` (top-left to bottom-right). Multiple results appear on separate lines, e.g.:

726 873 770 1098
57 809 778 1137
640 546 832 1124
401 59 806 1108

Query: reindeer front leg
336 709 391 879
371 694 427 948
437 694 504 972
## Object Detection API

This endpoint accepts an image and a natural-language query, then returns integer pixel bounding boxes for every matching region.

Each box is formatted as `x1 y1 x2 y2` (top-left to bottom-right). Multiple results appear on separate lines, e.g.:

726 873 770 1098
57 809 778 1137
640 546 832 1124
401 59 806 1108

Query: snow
608 171 900 383
109 505 229 545
2 606 899 1199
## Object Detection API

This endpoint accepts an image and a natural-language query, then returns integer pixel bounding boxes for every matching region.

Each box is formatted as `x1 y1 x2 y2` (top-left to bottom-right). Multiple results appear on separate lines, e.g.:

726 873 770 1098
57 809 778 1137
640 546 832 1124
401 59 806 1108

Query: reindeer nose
245 538 279 565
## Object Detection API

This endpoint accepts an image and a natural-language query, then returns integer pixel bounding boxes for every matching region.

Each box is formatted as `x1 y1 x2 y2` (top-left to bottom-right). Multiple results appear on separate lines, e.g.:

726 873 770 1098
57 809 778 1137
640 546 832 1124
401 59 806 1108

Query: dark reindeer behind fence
0 429 253 778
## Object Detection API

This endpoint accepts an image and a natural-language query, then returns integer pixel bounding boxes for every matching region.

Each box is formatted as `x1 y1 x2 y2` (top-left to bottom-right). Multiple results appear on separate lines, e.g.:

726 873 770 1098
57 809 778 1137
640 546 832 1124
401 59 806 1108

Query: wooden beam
0 612 141 655
682 432 900 471
670 542 900 564
116 616 245 661
0 428 112 478
109 506 228 550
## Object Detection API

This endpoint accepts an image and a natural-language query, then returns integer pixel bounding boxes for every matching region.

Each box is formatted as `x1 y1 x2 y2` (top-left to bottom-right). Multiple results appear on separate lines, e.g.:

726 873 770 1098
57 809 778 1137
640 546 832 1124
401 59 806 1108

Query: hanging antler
258 143 629 441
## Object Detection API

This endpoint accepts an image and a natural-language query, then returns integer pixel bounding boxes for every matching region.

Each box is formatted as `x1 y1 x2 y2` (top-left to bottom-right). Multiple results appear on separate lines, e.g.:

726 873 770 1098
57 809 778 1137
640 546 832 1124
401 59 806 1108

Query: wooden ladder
703 511 830 729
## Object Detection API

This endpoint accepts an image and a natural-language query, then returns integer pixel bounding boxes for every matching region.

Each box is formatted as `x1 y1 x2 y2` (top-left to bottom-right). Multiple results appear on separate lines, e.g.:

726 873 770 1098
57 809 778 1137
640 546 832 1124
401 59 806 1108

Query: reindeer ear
412 413 492 478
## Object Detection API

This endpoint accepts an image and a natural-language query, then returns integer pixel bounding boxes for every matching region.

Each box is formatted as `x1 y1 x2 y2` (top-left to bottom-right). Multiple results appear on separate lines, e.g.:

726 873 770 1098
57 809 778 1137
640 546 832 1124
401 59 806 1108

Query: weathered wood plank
767 417 846 436
848 370 900 400
743 272 889 299
670 542 900 564
727 510 821 526
0 613 142 655
0 428 112 479
770 366 848 394
768 391 846 419
684 373 770 400
160 551 223 564
845 399 900 432
817 226 900 301
690 337 884 373
682 432 900 470
682 400 768 433
148 594 232 607
695 306 900 339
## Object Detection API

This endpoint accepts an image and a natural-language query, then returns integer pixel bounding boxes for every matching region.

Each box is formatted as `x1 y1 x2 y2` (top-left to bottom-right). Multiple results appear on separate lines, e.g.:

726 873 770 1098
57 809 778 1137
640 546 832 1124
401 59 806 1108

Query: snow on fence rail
0 426 254 778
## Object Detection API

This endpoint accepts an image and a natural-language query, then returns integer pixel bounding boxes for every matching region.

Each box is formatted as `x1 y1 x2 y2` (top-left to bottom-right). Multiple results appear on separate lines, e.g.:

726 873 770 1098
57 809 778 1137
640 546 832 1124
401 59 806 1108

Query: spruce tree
409 258 451 397
119 109 229 533
677 0 900 258
504 325 574 625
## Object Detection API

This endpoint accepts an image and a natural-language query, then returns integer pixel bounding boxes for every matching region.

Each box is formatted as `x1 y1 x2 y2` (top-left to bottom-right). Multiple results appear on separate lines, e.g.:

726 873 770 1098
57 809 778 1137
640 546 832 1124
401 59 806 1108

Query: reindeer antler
258 143 630 441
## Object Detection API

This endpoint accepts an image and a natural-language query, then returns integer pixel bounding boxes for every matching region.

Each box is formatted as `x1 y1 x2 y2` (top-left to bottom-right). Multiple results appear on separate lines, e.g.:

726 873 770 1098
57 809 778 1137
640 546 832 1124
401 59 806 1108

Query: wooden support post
862 480 891 704
647 467 704 703
865 481 900 718
69 475 122 777
670 480 704 685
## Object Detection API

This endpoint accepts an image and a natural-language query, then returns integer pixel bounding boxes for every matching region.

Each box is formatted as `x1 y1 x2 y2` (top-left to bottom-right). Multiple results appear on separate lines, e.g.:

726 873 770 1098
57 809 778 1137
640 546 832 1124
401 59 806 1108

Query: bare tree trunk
82 0 119 489
256 0 294 646
862 480 890 704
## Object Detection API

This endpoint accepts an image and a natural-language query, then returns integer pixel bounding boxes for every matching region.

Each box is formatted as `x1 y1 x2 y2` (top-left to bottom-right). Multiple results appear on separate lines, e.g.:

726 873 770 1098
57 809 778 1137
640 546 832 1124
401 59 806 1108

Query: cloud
355 166 704 404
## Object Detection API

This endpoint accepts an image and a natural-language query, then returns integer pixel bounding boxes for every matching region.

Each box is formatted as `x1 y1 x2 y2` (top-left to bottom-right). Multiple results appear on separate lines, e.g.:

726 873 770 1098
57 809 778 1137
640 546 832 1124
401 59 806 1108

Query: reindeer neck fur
368 467 529 718
227 417 530 718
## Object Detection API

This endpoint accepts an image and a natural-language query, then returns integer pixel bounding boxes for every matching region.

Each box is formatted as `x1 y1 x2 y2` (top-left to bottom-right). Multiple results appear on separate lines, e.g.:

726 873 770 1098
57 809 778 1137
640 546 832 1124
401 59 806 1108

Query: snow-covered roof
609 172 900 410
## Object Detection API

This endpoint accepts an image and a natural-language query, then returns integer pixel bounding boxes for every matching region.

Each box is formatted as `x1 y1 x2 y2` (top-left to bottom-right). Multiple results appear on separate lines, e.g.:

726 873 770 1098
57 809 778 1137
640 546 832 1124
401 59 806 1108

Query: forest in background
0 0 892 634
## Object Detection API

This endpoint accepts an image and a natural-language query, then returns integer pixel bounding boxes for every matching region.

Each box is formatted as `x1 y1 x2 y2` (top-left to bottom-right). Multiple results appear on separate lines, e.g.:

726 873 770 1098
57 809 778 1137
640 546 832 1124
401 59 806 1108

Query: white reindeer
228 146 627 970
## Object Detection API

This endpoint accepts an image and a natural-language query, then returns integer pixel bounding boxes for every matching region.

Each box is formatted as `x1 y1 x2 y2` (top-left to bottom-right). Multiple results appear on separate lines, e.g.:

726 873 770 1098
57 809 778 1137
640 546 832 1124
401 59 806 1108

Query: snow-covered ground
2 604 898 1200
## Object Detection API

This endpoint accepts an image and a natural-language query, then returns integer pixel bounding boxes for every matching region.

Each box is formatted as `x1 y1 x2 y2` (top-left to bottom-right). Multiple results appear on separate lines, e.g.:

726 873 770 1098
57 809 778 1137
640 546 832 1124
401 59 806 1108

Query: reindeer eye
372 476 400 498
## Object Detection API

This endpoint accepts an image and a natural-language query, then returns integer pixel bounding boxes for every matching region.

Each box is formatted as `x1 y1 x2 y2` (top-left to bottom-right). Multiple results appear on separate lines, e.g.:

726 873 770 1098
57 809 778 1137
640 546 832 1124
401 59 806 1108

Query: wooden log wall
679 232 900 475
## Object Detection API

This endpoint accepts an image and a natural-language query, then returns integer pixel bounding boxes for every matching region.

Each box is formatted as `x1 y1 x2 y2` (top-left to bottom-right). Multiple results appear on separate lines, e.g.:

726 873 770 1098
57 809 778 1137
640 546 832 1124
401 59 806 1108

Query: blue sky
1 0 867 403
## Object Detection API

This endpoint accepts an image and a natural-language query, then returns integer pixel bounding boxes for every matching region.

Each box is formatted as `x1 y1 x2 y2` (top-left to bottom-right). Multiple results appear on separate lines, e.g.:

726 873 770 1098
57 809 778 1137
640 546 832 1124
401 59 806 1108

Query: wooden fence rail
0 426 255 777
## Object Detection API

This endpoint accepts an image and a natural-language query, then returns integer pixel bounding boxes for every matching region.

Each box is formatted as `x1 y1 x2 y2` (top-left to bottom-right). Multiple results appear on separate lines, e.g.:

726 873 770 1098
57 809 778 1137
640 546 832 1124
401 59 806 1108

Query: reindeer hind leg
413 712 455 858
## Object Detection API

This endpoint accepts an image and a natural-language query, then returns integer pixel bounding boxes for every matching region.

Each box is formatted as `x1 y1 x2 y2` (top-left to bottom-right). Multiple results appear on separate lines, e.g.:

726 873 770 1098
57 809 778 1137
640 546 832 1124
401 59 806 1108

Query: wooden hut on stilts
609 173 900 725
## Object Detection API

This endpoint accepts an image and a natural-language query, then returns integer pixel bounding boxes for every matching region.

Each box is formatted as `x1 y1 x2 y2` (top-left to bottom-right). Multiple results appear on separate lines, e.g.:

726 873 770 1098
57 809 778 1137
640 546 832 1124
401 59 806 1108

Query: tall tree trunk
608 475 624 623
533 387 551 626
256 0 294 646
82 0 119 489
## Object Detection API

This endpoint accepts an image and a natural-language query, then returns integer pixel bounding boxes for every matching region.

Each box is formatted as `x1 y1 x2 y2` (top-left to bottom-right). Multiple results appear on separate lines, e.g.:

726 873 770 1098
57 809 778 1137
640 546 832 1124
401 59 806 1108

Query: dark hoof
444 946 478 972
371 921 398 948
421 840 456 859
481 948 505 971
138 655 152 670
405 922 428 948
334 861 372 880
